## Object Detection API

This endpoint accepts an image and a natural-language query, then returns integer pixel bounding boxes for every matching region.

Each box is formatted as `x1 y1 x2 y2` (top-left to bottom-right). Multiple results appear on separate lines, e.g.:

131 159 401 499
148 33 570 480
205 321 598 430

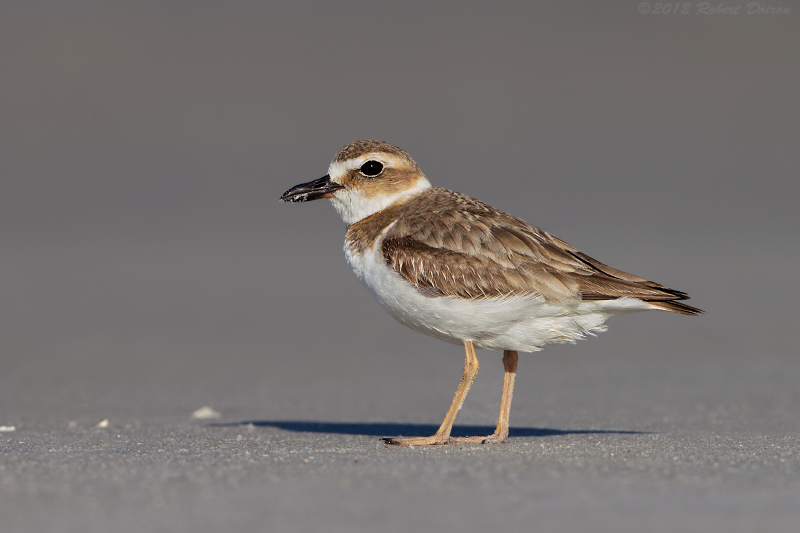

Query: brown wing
381 189 701 315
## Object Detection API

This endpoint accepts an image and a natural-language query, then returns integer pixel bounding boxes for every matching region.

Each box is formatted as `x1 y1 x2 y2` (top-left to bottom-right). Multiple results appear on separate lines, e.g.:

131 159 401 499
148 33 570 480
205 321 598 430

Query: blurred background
1 1 798 433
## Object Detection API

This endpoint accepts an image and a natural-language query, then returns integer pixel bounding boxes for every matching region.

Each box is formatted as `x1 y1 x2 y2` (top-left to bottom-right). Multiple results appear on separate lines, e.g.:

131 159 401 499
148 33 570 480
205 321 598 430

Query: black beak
279 175 344 203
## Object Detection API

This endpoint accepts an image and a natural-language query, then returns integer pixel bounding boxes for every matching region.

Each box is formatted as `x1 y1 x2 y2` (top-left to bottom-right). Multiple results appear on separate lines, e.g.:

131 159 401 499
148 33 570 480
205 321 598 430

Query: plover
280 140 701 446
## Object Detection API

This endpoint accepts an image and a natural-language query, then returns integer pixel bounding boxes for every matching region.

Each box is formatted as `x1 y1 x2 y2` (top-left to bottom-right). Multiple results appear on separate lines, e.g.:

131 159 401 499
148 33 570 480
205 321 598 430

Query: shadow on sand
211 420 647 438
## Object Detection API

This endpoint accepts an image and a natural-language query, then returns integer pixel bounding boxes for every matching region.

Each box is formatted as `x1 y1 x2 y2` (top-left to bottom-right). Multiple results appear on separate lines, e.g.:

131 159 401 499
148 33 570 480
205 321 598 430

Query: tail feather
646 299 703 316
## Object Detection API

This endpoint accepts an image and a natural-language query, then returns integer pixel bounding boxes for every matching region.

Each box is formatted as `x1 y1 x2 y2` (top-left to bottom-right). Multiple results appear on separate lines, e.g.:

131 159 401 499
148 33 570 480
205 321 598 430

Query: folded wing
381 190 701 315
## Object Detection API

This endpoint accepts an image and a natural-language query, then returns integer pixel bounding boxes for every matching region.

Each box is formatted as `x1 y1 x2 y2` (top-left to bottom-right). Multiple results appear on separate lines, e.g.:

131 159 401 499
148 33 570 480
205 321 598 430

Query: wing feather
380 188 701 315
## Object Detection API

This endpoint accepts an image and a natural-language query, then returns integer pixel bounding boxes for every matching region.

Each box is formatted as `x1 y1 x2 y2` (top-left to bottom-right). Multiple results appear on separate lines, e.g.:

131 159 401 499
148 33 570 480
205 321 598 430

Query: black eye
359 160 383 177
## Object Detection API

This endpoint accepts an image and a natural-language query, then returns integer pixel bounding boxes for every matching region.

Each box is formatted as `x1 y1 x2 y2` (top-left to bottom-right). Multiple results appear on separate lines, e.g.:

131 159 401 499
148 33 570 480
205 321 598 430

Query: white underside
345 228 658 353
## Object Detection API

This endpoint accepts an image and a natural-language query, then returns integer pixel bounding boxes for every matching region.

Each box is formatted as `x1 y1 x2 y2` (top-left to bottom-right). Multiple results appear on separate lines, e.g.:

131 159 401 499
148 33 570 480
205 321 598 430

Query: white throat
329 177 431 225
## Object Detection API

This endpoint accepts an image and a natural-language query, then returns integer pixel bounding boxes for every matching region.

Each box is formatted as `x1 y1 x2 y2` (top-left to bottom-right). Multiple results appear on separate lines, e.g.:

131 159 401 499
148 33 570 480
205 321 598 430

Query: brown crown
333 140 419 170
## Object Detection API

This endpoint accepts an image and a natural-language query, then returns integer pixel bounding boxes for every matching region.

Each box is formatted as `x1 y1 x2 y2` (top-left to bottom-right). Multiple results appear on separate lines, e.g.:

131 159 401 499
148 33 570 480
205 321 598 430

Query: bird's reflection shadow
211 420 647 438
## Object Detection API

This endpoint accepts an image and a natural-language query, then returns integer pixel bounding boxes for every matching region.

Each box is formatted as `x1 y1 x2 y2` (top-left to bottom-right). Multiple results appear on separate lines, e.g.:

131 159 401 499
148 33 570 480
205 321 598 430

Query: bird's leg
452 350 518 444
383 341 479 446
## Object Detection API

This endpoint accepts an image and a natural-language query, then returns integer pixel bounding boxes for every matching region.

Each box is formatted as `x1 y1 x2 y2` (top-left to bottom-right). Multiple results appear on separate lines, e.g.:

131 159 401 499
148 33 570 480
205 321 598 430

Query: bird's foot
383 432 509 446
450 433 507 445
382 435 451 447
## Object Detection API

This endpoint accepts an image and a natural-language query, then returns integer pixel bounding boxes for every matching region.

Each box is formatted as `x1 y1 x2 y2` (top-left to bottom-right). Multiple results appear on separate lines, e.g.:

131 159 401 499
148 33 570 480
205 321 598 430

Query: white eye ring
359 160 384 177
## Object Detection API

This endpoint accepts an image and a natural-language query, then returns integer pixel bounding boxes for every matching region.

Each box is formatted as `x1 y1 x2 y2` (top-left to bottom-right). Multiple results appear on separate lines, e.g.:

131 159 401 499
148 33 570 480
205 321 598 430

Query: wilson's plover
280 140 701 446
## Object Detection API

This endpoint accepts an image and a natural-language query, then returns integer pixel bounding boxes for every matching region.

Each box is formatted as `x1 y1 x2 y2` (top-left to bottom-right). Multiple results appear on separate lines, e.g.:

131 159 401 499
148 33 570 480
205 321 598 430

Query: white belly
344 238 656 353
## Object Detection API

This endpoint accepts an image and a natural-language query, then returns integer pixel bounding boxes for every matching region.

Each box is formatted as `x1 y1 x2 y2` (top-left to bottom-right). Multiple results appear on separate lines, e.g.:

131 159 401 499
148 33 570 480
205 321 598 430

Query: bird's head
280 140 431 225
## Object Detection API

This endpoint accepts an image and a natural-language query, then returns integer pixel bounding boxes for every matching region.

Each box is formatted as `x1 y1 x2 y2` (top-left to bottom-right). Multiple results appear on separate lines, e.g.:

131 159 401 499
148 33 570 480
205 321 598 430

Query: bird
280 140 701 446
